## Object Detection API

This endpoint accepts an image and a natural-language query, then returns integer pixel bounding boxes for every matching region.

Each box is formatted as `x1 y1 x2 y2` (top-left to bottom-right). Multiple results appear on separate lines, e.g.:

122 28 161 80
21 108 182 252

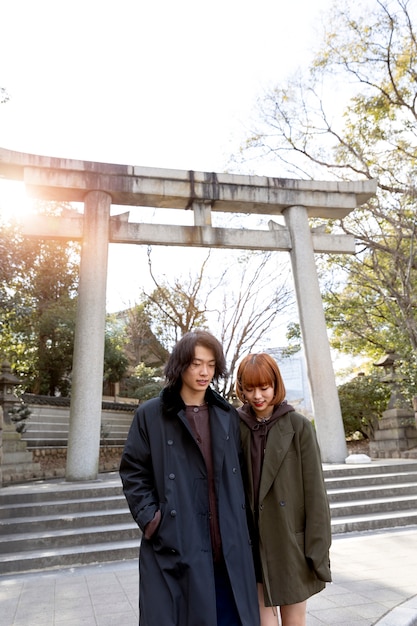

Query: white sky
0 0 334 170
0 0 336 317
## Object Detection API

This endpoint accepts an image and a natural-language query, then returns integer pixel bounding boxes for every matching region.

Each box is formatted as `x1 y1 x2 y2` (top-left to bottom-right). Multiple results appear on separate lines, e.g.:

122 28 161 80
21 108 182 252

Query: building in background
266 347 313 417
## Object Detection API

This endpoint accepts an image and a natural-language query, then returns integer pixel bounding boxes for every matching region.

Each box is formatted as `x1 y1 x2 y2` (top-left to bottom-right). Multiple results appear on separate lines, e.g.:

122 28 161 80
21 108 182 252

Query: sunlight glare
0 180 35 224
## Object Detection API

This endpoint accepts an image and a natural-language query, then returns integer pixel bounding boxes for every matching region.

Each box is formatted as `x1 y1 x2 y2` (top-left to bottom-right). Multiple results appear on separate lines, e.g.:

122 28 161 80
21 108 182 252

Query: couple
120 330 331 626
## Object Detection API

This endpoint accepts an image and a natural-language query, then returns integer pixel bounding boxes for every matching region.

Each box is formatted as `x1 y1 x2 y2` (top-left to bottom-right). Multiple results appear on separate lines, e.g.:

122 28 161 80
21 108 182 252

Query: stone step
0 508 134 533
331 509 417 534
0 494 127 519
323 460 417 477
330 493 417 517
326 481 417 502
0 476 123 506
23 437 128 447
0 522 140 553
324 470 417 490
24 419 133 430
0 539 140 575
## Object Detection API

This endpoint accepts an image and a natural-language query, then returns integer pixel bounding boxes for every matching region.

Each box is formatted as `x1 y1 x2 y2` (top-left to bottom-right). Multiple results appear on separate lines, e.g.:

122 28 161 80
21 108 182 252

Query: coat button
232 467 237 473
169 473 175 479
279 501 286 506
167 439 173 445
170 510 177 517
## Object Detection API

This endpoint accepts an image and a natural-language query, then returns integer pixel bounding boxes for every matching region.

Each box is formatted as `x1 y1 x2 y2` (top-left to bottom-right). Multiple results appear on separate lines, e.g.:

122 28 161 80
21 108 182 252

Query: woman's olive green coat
239 407 332 606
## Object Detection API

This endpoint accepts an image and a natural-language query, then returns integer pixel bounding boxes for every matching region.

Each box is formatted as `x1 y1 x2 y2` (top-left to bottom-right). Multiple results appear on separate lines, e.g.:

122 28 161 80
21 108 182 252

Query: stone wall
30 445 125 480
20 394 136 448
1 394 136 485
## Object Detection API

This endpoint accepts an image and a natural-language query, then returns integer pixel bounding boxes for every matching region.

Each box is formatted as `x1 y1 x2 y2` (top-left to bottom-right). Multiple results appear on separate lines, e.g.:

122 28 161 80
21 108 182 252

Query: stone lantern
371 351 417 458
373 351 407 410
0 361 21 425
0 362 40 485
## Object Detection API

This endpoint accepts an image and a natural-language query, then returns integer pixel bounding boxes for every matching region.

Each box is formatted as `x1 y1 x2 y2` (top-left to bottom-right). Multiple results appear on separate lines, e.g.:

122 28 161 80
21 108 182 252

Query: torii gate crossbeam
0 148 377 476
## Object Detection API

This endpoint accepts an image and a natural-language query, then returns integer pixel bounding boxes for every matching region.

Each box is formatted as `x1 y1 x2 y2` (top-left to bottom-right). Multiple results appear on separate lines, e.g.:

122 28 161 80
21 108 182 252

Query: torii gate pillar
67 191 111 480
284 205 347 461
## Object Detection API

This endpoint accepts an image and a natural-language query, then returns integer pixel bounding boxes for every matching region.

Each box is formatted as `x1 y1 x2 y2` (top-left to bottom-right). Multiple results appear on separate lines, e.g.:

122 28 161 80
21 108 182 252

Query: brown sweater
238 401 294 514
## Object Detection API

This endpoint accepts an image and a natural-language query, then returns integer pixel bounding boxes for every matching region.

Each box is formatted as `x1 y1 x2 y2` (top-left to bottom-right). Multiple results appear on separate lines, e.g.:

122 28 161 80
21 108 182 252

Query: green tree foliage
1 208 168 398
103 316 130 385
123 362 164 402
338 373 390 440
240 0 417 380
103 310 173 403
0 204 80 395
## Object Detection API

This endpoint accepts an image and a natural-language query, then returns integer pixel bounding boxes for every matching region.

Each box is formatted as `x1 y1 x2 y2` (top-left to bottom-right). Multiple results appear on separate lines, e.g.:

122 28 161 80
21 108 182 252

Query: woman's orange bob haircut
235 353 286 406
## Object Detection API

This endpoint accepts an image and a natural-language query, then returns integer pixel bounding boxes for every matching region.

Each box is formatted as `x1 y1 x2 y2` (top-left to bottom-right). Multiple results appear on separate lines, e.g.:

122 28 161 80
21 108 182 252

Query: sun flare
0 179 35 224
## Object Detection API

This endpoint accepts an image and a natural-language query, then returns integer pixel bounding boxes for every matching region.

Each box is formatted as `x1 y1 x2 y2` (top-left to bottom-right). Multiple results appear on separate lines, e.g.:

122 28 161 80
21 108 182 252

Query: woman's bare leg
258 583 279 626
279 601 307 626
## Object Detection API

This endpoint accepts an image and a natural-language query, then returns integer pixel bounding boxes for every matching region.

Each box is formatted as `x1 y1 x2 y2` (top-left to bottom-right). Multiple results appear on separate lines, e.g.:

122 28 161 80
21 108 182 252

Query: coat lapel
210 405 231 486
241 426 255 508
259 415 295 503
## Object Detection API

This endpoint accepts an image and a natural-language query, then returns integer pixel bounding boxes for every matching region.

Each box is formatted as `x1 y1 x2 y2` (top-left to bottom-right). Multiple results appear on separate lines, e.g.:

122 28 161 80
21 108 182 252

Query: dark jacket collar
160 385 232 416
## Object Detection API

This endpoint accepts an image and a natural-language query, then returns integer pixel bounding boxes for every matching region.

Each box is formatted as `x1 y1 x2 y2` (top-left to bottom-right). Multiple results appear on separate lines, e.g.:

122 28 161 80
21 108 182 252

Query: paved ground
1 526 417 625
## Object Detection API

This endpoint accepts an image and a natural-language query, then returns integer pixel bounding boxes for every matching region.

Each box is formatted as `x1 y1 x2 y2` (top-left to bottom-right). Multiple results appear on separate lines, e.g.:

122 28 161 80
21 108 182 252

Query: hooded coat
238 402 332 607
120 386 260 626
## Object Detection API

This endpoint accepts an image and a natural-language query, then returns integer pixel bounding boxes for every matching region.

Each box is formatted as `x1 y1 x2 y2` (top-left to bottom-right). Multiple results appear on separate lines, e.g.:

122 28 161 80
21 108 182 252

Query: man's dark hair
164 330 227 388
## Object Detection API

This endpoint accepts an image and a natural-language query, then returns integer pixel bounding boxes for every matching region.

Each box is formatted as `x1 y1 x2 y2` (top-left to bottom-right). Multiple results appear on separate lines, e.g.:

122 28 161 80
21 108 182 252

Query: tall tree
0 203 80 394
120 303 170 368
105 306 168 400
214 251 294 400
142 248 294 400
103 316 130 390
144 249 216 348
239 0 417 386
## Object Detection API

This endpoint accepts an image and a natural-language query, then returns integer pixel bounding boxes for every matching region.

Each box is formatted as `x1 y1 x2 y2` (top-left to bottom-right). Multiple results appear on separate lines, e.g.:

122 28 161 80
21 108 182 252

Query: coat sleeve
119 405 160 532
298 415 332 582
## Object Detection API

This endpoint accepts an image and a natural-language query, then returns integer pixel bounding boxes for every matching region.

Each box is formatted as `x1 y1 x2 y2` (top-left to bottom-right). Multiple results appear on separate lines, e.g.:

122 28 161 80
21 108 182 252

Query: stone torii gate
0 147 377 476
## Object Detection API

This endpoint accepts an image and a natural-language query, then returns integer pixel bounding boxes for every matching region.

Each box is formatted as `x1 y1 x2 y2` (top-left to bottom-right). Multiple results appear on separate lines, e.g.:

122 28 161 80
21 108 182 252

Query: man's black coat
120 386 260 626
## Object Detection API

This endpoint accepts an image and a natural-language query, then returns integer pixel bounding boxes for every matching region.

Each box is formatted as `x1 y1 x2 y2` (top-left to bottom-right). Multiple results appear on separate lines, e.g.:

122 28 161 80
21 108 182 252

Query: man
120 330 259 626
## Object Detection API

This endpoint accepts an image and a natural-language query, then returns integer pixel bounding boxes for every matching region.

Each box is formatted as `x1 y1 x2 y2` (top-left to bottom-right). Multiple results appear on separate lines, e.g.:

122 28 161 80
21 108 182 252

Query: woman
235 353 332 626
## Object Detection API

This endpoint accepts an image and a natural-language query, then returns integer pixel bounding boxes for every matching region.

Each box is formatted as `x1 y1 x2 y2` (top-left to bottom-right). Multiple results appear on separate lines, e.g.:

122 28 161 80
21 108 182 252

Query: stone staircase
1 460 417 576
324 459 417 534
0 472 140 575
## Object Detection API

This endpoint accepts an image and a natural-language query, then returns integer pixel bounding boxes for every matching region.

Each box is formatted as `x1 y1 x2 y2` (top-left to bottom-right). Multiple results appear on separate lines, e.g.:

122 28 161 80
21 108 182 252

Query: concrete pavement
1 526 417 625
